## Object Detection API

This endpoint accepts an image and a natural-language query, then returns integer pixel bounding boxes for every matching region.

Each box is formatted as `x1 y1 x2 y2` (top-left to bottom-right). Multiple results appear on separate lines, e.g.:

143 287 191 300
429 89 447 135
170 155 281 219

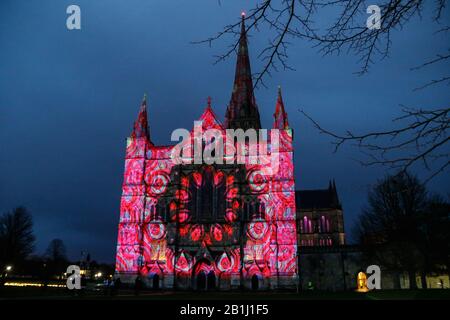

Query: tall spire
131 94 150 140
273 86 289 129
225 12 261 130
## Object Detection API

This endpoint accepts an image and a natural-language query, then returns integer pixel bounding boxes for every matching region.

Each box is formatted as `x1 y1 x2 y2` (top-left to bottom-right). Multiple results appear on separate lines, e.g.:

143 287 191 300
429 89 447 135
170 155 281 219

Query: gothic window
250 201 257 219
165 201 172 222
153 201 169 222
320 216 324 233
320 215 331 233
199 169 213 221
148 204 156 221
258 203 266 220
243 201 250 222
188 176 198 219
188 168 227 222
303 216 312 233
155 203 162 221
215 177 226 220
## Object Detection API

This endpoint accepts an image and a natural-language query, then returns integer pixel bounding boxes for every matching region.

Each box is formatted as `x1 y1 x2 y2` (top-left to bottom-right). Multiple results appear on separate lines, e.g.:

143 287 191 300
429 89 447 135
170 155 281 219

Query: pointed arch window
188 168 227 222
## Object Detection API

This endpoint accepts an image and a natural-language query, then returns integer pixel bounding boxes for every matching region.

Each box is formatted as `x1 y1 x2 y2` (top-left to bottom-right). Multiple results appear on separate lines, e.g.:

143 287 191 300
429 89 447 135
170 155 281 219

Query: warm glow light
6 265 12 271
4 282 65 288
356 271 369 292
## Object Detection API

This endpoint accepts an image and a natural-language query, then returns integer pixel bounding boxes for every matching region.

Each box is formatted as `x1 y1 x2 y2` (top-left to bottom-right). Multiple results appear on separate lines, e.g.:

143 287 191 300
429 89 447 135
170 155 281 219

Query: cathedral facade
114 15 298 290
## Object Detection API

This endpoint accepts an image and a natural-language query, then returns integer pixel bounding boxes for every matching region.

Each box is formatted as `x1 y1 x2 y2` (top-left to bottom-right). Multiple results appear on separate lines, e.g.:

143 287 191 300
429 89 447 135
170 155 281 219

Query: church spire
131 94 150 140
273 86 289 129
225 12 261 130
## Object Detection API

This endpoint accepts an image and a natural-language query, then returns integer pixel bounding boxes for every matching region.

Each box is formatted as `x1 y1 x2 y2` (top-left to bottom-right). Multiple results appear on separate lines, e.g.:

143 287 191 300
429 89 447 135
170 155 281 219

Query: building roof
296 180 341 210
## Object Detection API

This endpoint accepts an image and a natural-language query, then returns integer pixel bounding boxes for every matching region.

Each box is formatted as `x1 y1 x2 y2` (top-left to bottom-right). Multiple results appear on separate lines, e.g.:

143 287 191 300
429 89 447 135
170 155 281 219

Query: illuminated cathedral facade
114 15 298 290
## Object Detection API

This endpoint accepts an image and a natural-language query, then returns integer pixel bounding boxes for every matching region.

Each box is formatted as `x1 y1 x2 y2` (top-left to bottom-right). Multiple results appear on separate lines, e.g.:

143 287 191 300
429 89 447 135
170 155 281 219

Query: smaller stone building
295 181 449 291
296 180 345 248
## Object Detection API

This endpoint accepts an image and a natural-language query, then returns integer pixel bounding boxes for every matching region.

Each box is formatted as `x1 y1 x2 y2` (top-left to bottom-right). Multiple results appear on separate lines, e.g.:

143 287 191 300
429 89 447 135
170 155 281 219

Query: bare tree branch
197 1 450 180
301 107 450 181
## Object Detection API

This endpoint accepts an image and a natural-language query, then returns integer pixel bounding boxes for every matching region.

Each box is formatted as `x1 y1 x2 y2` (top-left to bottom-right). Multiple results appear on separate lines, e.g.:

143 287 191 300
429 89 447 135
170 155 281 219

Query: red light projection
115 96 298 290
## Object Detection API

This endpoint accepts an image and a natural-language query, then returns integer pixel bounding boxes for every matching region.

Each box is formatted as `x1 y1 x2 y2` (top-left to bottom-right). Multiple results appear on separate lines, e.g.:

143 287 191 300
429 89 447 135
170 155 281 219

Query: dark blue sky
1 1 449 263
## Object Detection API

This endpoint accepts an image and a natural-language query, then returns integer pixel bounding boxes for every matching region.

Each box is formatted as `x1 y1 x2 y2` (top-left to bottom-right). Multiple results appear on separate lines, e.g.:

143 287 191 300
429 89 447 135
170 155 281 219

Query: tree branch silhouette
195 0 449 179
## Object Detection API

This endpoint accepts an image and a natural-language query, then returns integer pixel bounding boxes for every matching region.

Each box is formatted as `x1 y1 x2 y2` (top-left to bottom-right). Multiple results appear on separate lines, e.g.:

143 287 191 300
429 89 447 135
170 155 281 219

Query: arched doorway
356 271 368 292
251 275 259 290
197 272 206 291
207 271 216 290
152 274 159 290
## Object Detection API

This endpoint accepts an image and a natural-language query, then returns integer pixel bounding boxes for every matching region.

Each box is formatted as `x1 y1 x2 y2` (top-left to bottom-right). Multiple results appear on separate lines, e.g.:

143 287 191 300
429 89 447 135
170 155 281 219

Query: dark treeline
0 207 113 281
354 171 450 289
1 171 448 289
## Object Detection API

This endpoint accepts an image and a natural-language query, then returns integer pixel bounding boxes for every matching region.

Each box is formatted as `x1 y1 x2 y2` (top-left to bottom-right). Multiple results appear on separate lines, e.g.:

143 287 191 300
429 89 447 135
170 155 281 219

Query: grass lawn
1 287 450 300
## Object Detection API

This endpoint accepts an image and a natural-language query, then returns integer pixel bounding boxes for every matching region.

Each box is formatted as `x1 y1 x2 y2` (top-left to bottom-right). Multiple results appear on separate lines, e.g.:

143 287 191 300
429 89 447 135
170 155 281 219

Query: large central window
188 167 226 222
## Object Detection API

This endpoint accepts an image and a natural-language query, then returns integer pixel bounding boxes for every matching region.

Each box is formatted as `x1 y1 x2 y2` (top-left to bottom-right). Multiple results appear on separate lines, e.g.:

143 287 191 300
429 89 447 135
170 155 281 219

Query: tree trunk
408 270 417 289
420 272 427 289
393 271 401 289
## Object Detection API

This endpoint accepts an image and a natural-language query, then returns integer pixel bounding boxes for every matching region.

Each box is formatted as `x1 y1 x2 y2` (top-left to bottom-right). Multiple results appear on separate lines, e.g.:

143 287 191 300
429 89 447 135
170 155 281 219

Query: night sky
1 1 449 263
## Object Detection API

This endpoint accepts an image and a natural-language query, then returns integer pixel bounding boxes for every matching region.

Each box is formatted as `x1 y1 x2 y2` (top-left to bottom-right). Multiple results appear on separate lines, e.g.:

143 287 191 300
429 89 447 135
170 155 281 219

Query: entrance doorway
197 272 206 290
207 271 216 290
251 275 259 290
152 274 159 290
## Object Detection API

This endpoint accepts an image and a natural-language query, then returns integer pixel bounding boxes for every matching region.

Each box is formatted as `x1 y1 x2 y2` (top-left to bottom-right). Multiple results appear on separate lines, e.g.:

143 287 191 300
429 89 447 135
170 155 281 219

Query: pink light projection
115 97 298 290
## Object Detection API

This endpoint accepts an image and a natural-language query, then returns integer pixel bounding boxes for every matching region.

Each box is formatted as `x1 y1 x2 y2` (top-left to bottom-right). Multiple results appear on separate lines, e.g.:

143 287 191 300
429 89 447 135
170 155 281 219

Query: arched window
188 176 198 219
199 169 213 221
189 168 227 222
155 203 162 220
303 216 309 233
216 179 226 219
320 216 325 233
258 203 266 220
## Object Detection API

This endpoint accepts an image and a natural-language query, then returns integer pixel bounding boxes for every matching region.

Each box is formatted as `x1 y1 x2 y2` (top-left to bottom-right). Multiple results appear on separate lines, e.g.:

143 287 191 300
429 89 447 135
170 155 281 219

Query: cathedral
114 15 345 290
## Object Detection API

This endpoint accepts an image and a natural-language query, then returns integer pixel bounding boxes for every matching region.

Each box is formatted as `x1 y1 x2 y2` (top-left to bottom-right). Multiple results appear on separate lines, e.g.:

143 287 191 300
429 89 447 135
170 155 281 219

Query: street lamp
6 265 12 272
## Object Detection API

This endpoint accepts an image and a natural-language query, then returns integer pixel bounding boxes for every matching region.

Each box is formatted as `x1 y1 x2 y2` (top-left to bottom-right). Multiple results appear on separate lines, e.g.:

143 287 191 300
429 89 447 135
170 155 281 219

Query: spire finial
224 12 261 130
207 96 212 108
131 94 150 140
273 86 289 129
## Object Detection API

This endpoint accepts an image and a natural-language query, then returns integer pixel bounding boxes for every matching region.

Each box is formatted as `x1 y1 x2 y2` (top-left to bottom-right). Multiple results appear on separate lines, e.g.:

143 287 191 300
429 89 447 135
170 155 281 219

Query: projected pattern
115 101 297 289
